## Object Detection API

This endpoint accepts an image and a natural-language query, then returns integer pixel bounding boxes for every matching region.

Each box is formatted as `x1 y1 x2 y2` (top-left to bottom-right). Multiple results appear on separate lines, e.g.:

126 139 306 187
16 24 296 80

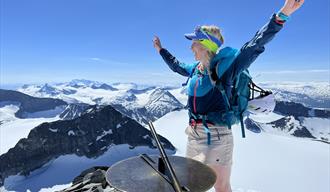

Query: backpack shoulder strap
210 47 240 81
211 47 239 109
214 80 234 129
181 63 199 86
215 81 231 111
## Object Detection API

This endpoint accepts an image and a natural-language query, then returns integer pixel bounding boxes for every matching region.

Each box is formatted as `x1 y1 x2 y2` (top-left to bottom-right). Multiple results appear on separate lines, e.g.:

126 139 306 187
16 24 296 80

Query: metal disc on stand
106 122 217 192
106 155 216 192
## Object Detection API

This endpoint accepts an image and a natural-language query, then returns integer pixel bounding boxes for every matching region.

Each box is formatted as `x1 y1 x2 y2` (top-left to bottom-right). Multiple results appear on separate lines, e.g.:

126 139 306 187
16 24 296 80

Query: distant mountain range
259 82 330 109
9 80 330 141
17 79 185 125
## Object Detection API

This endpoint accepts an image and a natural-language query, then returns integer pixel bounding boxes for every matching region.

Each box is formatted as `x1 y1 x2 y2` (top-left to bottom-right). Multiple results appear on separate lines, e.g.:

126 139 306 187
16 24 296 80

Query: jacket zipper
193 76 201 113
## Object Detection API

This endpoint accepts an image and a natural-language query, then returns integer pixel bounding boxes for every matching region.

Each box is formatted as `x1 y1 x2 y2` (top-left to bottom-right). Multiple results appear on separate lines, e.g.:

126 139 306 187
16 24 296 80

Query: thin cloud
89 57 102 61
86 57 133 66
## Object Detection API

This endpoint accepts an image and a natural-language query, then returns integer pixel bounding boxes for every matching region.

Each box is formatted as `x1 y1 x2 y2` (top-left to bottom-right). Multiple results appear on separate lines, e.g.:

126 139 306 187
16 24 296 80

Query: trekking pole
148 122 183 192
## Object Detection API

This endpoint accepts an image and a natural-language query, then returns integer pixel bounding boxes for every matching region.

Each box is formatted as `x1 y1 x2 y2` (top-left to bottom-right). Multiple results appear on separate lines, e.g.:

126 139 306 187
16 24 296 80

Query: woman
153 0 304 191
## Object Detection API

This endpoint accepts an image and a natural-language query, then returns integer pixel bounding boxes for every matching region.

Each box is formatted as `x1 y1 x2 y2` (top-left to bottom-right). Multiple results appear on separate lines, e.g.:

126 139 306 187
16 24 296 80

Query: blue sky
1 0 329 86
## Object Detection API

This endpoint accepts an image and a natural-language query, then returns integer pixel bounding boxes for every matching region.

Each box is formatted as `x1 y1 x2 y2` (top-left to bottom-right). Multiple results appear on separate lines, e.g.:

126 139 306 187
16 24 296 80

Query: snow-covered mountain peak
38 83 60 96
148 88 171 103
68 79 101 87
91 83 118 91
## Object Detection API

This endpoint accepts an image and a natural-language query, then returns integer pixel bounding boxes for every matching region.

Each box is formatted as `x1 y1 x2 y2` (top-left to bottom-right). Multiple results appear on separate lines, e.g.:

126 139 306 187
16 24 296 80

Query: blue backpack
184 47 269 143
209 47 252 138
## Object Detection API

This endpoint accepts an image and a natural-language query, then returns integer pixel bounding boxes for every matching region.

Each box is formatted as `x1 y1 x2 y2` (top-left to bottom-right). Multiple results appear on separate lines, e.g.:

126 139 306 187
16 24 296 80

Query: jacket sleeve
231 14 284 77
159 48 197 77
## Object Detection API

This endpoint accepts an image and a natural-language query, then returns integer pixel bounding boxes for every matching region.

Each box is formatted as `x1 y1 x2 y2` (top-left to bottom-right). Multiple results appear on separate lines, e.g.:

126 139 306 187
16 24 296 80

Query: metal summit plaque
106 122 216 192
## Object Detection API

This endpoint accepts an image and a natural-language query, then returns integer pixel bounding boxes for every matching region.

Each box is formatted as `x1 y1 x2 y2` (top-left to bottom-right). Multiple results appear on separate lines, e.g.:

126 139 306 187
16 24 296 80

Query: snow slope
168 87 188 106
154 110 330 192
0 105 60 155
301 117 330 140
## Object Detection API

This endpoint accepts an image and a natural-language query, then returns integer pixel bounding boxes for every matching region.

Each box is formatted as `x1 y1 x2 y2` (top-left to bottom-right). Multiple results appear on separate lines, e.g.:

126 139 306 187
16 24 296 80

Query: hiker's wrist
279 8 291 17
275 11 290 25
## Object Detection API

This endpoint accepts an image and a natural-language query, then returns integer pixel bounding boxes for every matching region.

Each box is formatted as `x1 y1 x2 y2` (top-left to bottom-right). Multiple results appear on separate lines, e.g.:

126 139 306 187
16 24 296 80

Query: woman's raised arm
231 0 305 77
153 36 198 77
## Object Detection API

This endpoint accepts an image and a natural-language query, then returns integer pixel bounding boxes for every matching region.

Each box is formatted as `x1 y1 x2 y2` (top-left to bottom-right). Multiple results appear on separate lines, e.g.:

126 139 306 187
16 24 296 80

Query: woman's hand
280 0 305 16
153 36 163 52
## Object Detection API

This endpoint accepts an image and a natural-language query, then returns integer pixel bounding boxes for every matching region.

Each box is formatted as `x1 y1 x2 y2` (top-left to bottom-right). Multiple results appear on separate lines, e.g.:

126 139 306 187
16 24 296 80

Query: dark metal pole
148 122 183 192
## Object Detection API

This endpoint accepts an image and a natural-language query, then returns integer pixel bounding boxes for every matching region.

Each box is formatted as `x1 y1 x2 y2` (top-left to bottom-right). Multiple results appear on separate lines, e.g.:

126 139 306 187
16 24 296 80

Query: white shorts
185 124 234 166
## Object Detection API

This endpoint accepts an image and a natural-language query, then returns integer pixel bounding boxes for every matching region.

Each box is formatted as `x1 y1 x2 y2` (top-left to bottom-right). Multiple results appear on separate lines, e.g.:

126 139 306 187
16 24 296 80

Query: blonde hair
201 25 224 45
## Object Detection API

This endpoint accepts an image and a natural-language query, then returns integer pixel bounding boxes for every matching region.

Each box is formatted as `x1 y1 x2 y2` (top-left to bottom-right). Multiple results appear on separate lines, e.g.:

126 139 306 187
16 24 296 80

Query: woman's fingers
281 0 305 15
153 35 162 51
153 36 161 45
294 0 304 9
